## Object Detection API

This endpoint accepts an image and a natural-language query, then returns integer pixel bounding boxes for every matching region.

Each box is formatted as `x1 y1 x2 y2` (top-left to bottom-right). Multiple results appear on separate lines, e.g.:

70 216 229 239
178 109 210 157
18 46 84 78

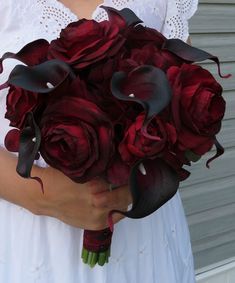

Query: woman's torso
0 1 196 282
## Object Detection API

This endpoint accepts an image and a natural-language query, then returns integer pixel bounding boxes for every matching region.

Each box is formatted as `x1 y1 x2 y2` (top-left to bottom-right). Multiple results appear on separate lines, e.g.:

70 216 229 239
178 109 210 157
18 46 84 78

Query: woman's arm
0 147 131 230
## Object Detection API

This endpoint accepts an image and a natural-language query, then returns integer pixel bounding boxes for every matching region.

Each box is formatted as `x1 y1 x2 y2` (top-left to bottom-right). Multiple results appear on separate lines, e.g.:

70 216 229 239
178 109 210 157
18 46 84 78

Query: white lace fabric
163 0 198 40
10 0 198 44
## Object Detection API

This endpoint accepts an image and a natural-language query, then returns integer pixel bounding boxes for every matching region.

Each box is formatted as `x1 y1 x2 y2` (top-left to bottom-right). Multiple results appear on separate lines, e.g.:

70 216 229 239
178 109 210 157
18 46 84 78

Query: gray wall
180 0 235 271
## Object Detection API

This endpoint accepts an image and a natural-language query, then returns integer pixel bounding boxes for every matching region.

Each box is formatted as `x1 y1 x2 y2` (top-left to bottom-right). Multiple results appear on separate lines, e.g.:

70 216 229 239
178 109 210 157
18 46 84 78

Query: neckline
53 0 105 20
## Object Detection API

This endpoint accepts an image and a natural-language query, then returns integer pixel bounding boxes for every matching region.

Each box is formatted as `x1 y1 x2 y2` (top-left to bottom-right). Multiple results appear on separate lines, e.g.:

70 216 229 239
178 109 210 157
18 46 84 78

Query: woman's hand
0 148 132 230
41 166 132 230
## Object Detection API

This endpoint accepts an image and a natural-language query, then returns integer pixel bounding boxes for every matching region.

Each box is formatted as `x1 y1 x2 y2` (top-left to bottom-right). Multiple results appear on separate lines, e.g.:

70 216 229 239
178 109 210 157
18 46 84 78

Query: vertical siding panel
180 1 235 271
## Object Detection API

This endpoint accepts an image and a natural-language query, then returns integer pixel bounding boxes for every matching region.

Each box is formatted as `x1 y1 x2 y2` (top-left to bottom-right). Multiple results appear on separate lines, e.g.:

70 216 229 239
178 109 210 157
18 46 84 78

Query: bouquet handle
82 228 113 267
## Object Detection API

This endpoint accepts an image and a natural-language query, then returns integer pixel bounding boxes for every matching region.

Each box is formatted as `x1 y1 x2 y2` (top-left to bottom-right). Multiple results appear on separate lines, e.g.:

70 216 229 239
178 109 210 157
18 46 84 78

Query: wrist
31 166 60 217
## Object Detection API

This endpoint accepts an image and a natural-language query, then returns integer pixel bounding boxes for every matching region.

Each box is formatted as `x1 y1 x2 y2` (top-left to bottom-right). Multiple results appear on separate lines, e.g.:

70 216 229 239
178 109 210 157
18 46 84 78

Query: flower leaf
163 39 231 78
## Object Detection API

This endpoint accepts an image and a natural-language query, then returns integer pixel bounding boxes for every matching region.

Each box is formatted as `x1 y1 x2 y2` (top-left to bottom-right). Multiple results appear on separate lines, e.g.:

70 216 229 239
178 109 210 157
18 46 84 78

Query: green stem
81 247 111 268
82 248 89 264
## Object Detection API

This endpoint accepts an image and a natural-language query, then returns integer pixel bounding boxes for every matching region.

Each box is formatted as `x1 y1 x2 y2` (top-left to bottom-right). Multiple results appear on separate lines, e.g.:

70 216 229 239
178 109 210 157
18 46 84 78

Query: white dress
0 1 198 282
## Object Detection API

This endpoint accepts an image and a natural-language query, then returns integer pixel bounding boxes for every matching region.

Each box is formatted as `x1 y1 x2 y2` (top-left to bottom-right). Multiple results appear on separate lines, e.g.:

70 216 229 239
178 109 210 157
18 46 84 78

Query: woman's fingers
88 178 110 194
91 184 132 210
111 212 126 225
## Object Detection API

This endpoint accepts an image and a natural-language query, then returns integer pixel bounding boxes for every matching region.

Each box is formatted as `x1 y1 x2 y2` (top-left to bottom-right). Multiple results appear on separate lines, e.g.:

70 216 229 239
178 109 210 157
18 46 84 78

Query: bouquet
0 7 230 267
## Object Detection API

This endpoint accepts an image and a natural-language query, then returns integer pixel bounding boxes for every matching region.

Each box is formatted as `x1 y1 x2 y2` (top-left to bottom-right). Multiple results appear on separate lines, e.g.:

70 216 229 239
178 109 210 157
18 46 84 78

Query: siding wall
179 0 235 271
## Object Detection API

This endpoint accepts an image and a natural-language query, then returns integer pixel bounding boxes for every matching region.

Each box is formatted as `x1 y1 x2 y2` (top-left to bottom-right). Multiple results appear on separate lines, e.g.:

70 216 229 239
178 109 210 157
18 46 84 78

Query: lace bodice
1 0 198 46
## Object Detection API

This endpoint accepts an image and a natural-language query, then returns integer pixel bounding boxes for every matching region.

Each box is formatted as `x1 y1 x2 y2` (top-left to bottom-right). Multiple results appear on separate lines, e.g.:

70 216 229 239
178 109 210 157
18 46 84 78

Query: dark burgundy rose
83 58 136 126
167 63 226 155
107 154 131 186
88 58 119 84
55 75 91 101
40 97 114 183
5 86 40 128
129 44 183 71
86 58 119 109
48 19 126 69
162 150 190 181
119 113 177 165
117 58 139 74
117 45 182 76
125 25 166 49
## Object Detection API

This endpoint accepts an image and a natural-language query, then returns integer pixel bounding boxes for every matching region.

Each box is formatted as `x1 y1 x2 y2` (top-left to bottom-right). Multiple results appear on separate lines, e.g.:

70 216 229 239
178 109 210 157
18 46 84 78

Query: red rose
5 86 40 128
40 97 114 183
88 58 119 83
126 25 166 49
48 19 125 69
162 150 191 181
86 58 137 127
107 155 131 186
167 64 226 155
119 113 177 164
129 44 182 71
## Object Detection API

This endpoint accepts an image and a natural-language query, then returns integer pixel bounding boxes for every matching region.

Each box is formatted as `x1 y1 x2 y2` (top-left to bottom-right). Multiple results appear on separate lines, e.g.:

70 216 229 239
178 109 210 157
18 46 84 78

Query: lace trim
163 0 199 41
36 0 78 37
11 0 199 45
